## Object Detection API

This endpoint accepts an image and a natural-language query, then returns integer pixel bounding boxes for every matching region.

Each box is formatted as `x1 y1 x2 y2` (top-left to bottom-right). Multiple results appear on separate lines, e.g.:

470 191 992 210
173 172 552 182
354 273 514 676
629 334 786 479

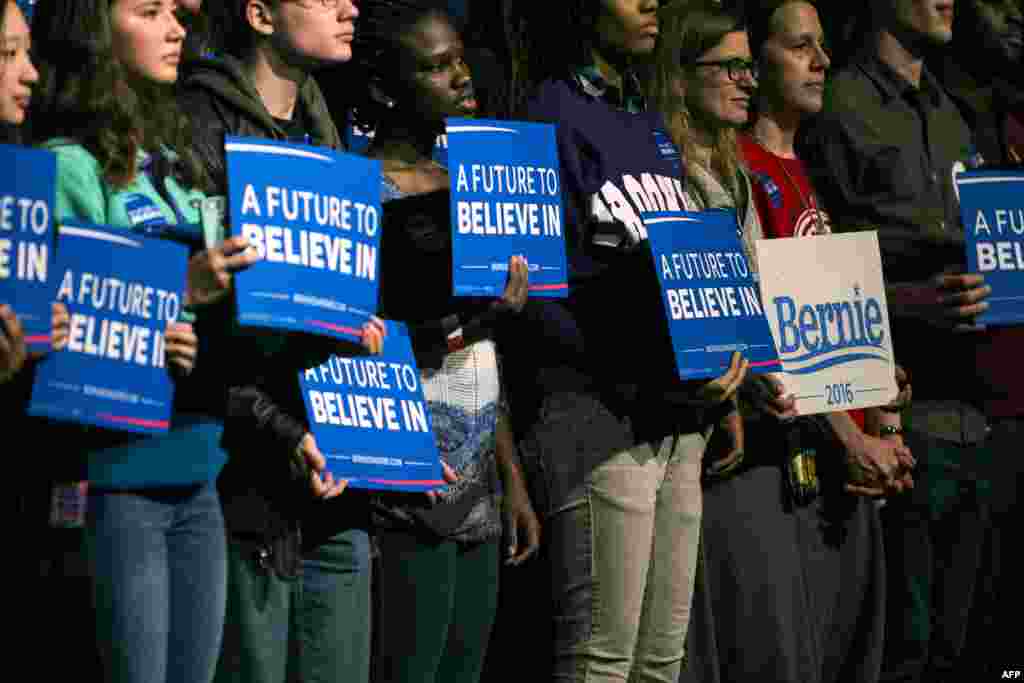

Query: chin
1 108 24 126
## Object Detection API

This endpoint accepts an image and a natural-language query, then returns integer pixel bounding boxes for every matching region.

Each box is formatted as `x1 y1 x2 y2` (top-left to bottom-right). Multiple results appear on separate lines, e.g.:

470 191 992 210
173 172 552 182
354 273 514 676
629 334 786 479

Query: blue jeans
87 483 228 683
214 528 372 683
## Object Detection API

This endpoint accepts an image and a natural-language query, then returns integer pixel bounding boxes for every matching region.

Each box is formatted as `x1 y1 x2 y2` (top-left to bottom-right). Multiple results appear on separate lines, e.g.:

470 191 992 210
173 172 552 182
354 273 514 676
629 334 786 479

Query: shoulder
43 140 108 224
525 78 586 123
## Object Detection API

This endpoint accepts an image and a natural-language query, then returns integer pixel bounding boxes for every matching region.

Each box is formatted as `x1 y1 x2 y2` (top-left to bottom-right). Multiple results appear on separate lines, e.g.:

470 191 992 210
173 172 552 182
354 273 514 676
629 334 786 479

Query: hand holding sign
742 372 798 420
499 255 529 313
295 433 349 500
681 351 750 408
185 235 260 308
50 302 70 353
165 322 198 377
0 305 27 384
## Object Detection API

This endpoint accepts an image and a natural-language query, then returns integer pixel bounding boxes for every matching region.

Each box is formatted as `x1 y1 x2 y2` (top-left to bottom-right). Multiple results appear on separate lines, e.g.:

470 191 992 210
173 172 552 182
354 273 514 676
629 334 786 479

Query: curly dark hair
27 0 211 191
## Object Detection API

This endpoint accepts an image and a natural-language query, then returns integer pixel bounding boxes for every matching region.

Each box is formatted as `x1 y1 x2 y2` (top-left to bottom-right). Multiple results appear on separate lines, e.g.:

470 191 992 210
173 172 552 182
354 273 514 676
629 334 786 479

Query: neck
590 46 625 92
368 117 439 165
245 45 306 120
689 123 716 170
750 110 799 158
875 29 924 88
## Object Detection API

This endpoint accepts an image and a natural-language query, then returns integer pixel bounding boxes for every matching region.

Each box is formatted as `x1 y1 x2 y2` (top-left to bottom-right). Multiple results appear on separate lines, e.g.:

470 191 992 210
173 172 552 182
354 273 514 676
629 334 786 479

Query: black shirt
800 56 972 282
799 55 983 428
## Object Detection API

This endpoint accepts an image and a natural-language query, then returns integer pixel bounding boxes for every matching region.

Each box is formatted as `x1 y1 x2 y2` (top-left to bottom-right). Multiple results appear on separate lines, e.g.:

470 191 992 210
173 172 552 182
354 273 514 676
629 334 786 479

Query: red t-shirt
739 134 866 429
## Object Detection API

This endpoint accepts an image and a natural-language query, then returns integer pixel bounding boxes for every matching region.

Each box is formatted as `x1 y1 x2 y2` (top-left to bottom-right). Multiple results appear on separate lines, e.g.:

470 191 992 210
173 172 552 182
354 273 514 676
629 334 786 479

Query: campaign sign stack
643 209 780 380
226 136 382 342
446 117 568 297
756 232 898 415
0 144 56 351
298 322 443 492
956 169 1024 325
29 221 188 434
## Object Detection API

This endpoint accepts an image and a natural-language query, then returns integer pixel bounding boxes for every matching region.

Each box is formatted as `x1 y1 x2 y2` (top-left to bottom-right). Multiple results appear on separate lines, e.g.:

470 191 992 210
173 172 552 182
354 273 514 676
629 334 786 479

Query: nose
812 43 831 70
453 60 472 88
22 52 40 86
168 11 186 41
340 0 359 20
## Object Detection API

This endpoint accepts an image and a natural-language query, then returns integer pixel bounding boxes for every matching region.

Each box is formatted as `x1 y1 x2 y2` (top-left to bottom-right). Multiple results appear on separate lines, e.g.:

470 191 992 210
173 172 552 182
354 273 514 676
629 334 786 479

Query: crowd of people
3 1 1021 682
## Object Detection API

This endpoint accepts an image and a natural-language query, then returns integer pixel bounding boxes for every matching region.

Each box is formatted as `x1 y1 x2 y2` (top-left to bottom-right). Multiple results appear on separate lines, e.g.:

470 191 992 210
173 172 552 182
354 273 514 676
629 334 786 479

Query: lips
641 22 659 36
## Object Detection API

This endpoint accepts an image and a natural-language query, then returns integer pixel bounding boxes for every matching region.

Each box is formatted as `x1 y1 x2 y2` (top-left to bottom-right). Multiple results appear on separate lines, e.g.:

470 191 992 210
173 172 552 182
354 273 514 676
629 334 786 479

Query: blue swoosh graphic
782 341 886 364
784 353 890 375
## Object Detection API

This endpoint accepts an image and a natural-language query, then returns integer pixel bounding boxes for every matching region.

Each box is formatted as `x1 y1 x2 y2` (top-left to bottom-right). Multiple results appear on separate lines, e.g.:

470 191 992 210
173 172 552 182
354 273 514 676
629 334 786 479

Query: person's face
0 1 38 125
759 2 830 118
888 0 956 45
270 0 359 64
964 0 1024 64
686 30 757 130
594 0 661 60
393 13 476 127
110 0 187 84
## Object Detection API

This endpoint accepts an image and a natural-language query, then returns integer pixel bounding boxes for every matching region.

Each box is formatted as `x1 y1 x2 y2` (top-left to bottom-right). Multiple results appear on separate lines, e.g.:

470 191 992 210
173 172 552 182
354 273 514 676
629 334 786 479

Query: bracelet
878 425 904 437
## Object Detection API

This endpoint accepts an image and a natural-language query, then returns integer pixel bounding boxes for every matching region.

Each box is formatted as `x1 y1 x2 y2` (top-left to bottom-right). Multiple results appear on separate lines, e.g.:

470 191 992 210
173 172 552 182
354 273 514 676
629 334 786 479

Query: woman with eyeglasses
655 3 911 682
178 2 385 683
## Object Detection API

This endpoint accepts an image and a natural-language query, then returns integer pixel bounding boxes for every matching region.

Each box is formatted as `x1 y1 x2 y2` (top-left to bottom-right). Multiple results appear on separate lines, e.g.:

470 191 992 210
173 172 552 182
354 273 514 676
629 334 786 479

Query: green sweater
45 140 228 489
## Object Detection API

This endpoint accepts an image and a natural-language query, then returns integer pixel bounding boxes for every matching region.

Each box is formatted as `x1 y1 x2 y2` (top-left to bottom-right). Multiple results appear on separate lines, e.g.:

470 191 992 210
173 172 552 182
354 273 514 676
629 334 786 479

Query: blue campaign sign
644 210 780 380
0 144 56 351
28 222 188 434
226 136 382 342
298 322 443 492
446 117 568 298
957 170 1024 326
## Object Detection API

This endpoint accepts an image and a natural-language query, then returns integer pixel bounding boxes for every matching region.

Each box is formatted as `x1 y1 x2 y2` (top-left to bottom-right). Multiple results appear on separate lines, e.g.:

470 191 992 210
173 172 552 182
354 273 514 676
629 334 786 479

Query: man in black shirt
800 2 993 681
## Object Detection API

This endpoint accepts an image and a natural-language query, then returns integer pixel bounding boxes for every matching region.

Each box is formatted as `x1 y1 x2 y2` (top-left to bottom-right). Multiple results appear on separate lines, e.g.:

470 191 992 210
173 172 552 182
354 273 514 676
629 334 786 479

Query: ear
368 79 397 110
245 0 276 37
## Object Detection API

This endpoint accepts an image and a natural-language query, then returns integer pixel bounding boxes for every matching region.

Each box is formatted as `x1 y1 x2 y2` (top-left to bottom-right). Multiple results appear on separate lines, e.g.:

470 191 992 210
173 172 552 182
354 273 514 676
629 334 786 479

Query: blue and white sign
644 210 779 379
29 222 188 434
299 322 443 492
446 117 568 297
956 170 1024 326
226 136 382 342
756 232 898 415
0 144 56 350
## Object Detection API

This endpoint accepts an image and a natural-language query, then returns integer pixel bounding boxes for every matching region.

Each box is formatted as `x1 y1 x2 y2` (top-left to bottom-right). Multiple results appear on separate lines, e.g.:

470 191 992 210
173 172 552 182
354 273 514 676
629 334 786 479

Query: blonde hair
647 1 746 192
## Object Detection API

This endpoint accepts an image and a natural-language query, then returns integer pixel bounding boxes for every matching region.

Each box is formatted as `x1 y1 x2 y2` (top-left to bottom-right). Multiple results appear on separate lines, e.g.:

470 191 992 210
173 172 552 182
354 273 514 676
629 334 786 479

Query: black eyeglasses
692 58 759 82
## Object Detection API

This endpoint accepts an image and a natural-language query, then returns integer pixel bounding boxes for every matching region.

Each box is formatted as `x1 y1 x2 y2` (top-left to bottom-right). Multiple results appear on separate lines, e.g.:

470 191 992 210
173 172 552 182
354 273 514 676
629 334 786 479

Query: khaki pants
522 392 704 683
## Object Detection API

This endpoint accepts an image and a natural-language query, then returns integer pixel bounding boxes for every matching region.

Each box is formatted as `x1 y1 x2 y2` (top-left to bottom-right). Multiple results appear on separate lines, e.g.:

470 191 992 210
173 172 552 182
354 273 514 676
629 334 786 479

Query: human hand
844 432 915 497
361 317 387 355
425 460 458 504
185 236 260 308
884 365 912 412
295 433 348 499
165 321 199 377
0 305 27 384
682 352 749 408
500 255 529 312
704 408 745 479
503 475 541 566
893 269 990 333
742 371 797 420
51 303 70 353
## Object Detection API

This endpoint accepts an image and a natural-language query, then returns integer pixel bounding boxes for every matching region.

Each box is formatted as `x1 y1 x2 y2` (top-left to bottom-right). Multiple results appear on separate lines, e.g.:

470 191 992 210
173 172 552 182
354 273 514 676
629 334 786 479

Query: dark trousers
374 531 500 683
879 429 990 683
213 528 372 683
961 418 1024 677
